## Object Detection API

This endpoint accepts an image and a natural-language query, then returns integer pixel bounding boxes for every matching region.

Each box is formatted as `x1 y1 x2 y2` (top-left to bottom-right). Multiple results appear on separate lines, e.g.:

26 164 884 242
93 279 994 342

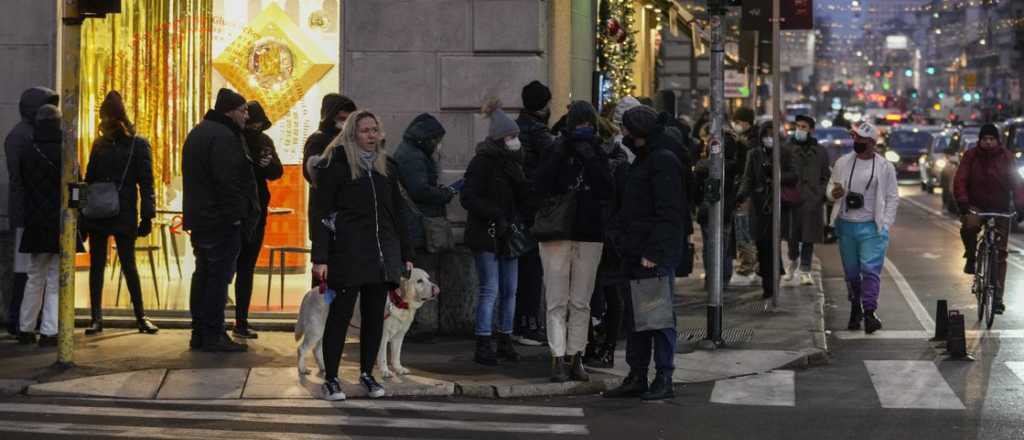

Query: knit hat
565 101 598 130
481 98 519 140
613 96 643 126
622 106 659 138
795 114 816 129
214 88 247 113
979 123 1000 141
521 81 552 112
732 107 755 125
246 100 272 130
99 91 128 123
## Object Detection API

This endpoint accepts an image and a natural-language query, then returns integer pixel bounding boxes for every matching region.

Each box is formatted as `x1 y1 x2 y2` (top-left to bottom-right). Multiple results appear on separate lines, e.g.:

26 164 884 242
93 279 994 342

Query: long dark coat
460 140 530 254
738 142 799 242
784 137 830 243
392 114 451 248
81 134 156 237
19 119 63 254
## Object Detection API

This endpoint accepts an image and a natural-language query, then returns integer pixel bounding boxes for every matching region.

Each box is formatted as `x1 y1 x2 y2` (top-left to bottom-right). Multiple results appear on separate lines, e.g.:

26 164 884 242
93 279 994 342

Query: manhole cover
678 327 754 345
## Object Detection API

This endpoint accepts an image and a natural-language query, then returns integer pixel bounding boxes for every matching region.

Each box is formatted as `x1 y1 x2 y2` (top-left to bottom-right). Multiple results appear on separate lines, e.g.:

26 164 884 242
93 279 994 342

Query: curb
0 379 36 396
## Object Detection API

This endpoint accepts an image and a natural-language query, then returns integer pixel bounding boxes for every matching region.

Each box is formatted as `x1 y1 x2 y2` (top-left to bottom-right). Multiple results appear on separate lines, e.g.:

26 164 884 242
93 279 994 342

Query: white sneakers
322 378 347 401
783 260 799 281
729 273 761 287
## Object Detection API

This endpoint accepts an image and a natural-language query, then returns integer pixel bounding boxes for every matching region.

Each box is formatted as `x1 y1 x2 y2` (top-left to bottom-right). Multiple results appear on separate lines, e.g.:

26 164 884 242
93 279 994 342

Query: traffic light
904 69 913 78
926 66 936 75
874 70 882 78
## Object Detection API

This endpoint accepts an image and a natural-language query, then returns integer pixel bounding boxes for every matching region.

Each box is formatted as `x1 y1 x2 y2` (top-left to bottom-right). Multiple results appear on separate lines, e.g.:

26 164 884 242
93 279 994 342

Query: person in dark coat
232 100 283 339
181 88 261 352
16 104 63 346
731 107 759 285
310 110 414 401
80 91 159 336
461 100 530 367
782 115 829 286
3 86 58 336
302 94 356 247
534 100 613 383
604 106 685 401
737 122 798 300
695 120 742 288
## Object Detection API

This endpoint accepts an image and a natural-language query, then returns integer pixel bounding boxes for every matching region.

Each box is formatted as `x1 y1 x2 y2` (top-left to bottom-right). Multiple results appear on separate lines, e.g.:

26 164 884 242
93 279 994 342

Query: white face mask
335 121 345 130
794 130 808 142
732 122 746 133
505 137 522 151
762 137 774 149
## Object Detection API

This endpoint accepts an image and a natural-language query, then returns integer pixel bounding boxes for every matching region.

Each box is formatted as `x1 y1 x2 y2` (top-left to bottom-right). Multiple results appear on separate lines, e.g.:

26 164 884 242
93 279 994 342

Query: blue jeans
189 225 242 338
474 252 518 336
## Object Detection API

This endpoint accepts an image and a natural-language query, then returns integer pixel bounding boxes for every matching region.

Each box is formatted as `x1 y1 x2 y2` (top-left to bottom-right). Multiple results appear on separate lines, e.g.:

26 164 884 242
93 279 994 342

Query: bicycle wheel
975 241 988 322
985 247 997 329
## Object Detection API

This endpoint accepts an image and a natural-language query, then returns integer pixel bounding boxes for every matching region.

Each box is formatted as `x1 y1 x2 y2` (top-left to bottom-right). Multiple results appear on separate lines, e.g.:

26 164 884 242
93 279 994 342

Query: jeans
787 241 814 272
89 231 147 321
20 253 58 336
189 226 242 338
323 283 388 379
234 216 267 325
701 222 734 287
540 241 604 357
474 252 518 336
836 220 889 312
514 247 544 334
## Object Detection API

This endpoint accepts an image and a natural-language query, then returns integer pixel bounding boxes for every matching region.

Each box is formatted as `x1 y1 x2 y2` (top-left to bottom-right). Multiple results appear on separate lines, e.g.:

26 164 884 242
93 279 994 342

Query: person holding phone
826 122 899 334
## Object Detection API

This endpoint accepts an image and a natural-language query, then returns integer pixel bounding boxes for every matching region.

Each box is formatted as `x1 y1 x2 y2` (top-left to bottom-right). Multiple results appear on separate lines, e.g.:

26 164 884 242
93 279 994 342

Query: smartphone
449 178 466 193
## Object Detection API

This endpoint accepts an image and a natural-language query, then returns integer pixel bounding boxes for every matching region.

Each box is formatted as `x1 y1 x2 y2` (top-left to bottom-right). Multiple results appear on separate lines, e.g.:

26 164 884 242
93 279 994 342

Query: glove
957 203 970 216
137 219 153 237
574 142 597 161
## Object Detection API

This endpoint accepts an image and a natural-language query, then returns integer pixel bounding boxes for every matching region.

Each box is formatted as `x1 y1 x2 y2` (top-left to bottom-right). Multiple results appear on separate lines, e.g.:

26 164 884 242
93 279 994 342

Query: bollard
930 300 949 342
944 310 973 361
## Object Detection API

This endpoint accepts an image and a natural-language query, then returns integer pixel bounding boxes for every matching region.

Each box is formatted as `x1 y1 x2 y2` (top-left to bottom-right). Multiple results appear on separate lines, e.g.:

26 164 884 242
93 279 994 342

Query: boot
137 317 159 334
847 302 863 331
585 344 615 369
864 310 882 334
85 320 104 336
964 258 976 275
550 356 571 383
641 370 675 401
603 368 648 398
570 352 590 382
189 331 203 350
474 336 498 366
200 332 248 352
232 321 258 339
496 333 520 362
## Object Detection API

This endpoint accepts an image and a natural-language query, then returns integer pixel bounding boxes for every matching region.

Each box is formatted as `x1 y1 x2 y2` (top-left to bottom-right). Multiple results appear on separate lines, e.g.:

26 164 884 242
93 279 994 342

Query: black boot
585 344 615 369
550 356 571 383
137 317 159 334
847 302 863 331
641 370 675 401
189 331 203 350
864 310 883 334
603 369 648 398
85 320 104 336
200 332 248 352
570 352 590 382
232 321 258 339
16 332 36 345
474 335 498 366
496 333 520 362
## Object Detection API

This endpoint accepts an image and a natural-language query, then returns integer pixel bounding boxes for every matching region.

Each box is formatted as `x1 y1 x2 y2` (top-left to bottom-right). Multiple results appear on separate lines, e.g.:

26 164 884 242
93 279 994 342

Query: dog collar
388 289 409 310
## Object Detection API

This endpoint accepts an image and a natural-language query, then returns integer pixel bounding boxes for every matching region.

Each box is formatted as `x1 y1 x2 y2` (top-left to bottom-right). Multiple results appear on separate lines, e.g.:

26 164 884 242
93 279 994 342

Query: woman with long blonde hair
309 110 413 401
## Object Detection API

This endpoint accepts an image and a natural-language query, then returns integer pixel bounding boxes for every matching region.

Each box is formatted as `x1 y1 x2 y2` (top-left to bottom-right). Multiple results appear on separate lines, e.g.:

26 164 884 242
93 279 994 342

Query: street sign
965 73 977 90
725 70 750 98
742 0 813 31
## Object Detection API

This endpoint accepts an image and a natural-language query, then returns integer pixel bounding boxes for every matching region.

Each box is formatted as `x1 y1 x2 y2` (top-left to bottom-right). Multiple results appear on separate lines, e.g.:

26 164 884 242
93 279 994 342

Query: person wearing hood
303 95 357 249
603 106 685 401
954 123 1024 314
80 91 160 336
232 100 283 339
514 80 555 346
3 86 58 336
182 88 261 352
461 99 530 367
737 122 798 301
782 115 829 286
534 100 614 383
15 104 63 346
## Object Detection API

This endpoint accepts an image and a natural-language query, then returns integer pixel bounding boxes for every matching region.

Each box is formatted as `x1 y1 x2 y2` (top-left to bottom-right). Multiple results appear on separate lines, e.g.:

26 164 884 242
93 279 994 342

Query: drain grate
678 327 755 345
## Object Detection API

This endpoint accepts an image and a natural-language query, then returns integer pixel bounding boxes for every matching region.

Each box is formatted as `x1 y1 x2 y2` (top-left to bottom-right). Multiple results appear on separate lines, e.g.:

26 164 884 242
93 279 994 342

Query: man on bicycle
955 123 1024 314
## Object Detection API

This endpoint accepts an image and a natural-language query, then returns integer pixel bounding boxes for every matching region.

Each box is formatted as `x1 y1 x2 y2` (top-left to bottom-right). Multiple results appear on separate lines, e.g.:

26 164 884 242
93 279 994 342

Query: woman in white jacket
827 122 899 335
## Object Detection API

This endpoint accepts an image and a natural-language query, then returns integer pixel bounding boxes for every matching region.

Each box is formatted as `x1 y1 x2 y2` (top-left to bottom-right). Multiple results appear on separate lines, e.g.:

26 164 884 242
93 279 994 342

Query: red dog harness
383 289 409 320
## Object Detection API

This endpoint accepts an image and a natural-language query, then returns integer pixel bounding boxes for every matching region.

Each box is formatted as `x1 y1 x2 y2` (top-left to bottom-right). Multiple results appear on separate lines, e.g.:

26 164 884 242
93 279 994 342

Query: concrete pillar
548 0 572 121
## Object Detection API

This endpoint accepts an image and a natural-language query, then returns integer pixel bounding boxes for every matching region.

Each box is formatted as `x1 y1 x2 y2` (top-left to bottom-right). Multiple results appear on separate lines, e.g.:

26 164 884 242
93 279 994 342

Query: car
881 128 935 180
920 130 954 194
816 127 854 167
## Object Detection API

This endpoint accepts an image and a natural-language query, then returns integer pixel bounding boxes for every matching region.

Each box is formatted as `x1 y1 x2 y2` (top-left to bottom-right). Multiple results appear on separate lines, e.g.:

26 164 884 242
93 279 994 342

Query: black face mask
623 135 636 150
854 141 869 154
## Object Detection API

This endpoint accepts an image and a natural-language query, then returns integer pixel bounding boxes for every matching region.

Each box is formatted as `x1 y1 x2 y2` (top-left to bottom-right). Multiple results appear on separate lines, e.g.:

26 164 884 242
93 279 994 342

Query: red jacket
954 146 1024 212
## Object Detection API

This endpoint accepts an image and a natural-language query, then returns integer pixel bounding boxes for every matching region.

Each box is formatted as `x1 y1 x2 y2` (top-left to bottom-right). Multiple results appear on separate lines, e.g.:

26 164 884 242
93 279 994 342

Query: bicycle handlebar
969 210 1017 219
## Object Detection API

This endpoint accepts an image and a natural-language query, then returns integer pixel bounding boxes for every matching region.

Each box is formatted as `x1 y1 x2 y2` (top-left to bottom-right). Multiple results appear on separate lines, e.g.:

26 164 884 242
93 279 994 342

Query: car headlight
1018 166 1024 179
936 158 947 169
885 151 901 163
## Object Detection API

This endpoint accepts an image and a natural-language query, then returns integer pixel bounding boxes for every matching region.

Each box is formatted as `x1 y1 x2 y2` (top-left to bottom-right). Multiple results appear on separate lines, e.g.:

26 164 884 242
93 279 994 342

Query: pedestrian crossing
0 397 590 439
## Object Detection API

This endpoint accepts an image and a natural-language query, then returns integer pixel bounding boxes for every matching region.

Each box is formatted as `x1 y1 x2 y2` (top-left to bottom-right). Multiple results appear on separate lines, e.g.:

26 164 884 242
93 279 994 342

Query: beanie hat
99 91 129 123
979 123 1000 141
613 96 642 126
732 107 755 125
622 106 659 138
246 100 272 130
565 100 598 130
521 81 552 112
795 114 816 129
482 98 519 140
214 88 247 114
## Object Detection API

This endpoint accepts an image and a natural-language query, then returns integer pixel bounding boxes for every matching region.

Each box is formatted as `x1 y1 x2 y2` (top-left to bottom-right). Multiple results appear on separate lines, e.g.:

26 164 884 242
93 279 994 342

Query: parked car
920 130 954 194
881 128 935 180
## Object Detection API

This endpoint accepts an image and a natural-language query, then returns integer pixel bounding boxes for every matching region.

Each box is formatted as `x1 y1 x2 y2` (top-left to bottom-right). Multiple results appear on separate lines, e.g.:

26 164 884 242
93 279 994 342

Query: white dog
295 268 439 378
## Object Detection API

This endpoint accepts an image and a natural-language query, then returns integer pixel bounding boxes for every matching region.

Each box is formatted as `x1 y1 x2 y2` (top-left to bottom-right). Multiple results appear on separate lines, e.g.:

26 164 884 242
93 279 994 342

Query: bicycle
970 210 1016 329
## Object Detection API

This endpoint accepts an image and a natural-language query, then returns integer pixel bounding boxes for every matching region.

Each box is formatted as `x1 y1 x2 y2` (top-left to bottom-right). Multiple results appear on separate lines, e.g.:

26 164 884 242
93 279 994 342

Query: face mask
762 137 774 149
732 122 746 133
573 127 595 140
793 130 808 142
335 121 345 130
854 141 869 154
505 137 522 151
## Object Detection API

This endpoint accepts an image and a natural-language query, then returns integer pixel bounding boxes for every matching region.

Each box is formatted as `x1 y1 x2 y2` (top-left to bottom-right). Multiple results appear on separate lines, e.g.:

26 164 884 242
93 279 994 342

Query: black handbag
494 222 536 258
531 174 582 242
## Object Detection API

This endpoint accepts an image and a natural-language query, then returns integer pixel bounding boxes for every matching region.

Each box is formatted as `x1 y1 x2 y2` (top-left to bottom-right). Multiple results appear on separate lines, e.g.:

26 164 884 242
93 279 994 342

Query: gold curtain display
79 0 213 195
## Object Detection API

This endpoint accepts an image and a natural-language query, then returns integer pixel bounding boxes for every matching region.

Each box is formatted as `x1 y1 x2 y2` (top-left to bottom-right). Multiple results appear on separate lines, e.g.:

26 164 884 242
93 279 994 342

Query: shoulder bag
531 173 582 242
398 183 454 253
82 137 135 219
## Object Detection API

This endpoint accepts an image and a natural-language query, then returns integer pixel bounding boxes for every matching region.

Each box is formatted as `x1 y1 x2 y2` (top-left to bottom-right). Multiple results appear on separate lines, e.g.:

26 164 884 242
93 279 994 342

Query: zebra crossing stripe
710 370 795 407
1005 362 1024 384
864 361 966 410
0 420 430 440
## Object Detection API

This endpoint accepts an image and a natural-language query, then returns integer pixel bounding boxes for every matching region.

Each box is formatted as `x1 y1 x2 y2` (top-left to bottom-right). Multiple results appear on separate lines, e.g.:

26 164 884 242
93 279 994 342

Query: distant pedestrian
695 121 741 288
182 88 261 352
233 100 283 340
731 108 758 286
16 104 64 346
783 115 830 286
828 122 899 334
3 87 58 336
80 91 159 336
461 99 530 366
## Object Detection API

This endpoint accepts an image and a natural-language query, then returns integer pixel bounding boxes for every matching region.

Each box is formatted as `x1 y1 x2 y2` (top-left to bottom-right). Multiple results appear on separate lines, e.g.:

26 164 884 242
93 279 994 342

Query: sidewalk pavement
0 269 828 400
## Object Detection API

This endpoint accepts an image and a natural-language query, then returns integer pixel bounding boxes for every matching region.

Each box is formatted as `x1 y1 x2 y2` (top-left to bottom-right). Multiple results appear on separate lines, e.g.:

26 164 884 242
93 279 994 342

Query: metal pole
752 31 760 111
770 0 782 310
701 2 726 349
57 1 82 367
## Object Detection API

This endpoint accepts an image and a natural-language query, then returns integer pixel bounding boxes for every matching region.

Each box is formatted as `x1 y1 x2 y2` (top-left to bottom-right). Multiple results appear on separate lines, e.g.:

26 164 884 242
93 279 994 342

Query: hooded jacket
81 133 157 238
19 108 63 254
243 101 284 210
954 144 1024 213
302 94 354 184
392 114 451 247
461 139 531 253
3 87 59 230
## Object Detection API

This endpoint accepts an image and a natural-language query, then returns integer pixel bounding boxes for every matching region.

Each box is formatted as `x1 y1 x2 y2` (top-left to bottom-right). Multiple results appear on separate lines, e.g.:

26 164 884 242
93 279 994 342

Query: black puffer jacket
737 132 799 241
393 114 451 247
461 139 530 254
3 87 59 230
181 111 261 236
19 117 62 254
534 134 614 243
243 102 284 210
302 95 352 184
81 134 156 237
310 150 413 289
695 129 742 226
516 111 555 224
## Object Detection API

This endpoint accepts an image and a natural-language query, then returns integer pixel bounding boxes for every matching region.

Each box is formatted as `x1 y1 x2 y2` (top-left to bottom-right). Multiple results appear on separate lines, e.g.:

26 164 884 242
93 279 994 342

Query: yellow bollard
57 3 83 367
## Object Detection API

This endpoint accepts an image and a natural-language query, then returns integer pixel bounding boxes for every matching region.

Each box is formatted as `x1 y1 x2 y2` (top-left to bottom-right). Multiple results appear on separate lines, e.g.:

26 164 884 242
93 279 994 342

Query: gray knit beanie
482 98 519 140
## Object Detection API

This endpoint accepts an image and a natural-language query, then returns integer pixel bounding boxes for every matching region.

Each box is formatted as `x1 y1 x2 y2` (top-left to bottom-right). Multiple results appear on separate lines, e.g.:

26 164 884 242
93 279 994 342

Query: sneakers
137 317 160 334
729 273 758 287
85 320 103 336
799 272 814 286
994 301 1006 315
322 377 347 401
783 260 798 281
200 333 248 352
848 302 863 331
360 373 386 398
864 311 883 334
232 322 258 339
37 335 57 347
511 333 544 346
